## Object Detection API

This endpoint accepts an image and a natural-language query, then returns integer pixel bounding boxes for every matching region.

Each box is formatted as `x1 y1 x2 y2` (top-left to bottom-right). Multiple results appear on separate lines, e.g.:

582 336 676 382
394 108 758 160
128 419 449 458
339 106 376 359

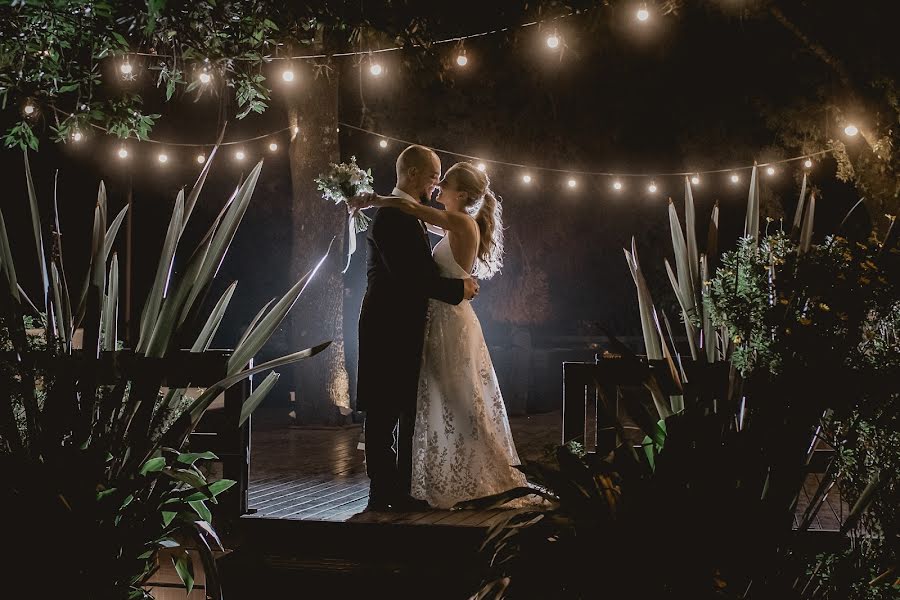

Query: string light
199 71 212 84
844 124 859 137
46 106 834 183
282 69 295 82
369 62 383 76
23 102 35 116
120 61 133 76
476 162 487 172
546 33 561 49
269 142 278 151
648 182 658 193
567 178 577 188
157 153 168 163
456 51 468 67
730 173 740 184
637 5 650 22
766 166 776 176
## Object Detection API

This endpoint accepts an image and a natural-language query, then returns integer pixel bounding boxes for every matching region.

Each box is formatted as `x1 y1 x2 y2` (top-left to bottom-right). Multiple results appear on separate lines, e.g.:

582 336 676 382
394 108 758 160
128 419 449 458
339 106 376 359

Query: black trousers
364 403 415 499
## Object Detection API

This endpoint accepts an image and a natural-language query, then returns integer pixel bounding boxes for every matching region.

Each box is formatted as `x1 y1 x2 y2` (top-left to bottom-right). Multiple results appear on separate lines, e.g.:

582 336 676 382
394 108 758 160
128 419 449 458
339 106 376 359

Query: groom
356 145 479 512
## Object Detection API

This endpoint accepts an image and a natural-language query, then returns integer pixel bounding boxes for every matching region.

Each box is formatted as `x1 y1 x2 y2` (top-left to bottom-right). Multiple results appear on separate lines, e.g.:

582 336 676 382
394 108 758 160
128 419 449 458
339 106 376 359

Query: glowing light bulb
118 147 128 159
269 142 278 152
282 69 295 82
766 166 776 176
804 158 813 169
23 103 35 115
235 150 245 161
546 34 560 49
120 62 132 75
370 63 383 76
456 53 468 66
637 7 650 22
197 154 206 164
613 180 623 191
691 175 700 185
72 130 83 142
567 178 577 188
476 163 486 172
158 153 168 163
844 124 859 137
199 71 212 84
379 139 388 148
730 173 740 184
648 182 658 193
522 174 532 184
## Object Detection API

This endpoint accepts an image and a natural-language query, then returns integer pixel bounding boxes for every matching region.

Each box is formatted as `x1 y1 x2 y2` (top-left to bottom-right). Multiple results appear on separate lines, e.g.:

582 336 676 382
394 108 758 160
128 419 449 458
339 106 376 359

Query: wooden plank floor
248 409 845 530
247 409 555 524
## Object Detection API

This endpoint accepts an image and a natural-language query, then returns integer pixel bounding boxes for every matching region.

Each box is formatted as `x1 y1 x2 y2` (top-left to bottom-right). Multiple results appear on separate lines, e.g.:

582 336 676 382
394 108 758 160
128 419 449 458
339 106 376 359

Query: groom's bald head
396 145 439 179
396 145 441 202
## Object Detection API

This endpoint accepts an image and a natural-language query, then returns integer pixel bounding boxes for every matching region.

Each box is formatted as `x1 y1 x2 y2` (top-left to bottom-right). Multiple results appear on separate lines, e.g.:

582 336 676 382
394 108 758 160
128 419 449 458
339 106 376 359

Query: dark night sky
3 1 878 389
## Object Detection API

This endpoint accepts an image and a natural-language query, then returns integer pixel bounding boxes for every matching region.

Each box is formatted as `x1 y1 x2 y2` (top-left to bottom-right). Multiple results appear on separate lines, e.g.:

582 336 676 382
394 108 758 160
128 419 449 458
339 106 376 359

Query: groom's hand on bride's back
463 278 479 300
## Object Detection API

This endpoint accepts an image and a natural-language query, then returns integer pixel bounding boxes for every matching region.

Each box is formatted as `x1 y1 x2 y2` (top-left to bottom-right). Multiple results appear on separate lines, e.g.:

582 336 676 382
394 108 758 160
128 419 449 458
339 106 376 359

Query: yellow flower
799 317 812 326
859 276 871 285
733 335 742 344
838 312 849 321
779 298 789 305
819 303 830 311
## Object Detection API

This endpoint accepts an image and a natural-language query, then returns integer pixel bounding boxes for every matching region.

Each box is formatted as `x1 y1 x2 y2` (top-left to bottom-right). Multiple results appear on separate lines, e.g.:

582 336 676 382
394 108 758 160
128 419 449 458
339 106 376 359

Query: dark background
2 1 871 411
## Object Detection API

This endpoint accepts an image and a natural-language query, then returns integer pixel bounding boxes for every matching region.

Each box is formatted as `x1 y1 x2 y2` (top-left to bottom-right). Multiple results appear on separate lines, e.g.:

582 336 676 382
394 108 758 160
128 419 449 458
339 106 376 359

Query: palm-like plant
0 148 331 599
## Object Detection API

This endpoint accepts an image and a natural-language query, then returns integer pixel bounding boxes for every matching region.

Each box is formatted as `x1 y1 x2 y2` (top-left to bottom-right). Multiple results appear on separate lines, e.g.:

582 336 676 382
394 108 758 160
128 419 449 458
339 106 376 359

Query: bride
350 162 534 509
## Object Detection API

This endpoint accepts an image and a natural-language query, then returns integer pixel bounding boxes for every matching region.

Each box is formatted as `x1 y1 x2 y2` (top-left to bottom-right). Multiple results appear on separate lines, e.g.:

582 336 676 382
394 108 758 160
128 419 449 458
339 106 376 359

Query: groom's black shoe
364 492 393 512
390 494 431 512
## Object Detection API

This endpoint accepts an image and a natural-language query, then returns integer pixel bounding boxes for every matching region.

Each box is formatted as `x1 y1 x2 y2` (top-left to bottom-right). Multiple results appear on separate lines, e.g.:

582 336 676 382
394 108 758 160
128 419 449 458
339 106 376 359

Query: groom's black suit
357 205 464 502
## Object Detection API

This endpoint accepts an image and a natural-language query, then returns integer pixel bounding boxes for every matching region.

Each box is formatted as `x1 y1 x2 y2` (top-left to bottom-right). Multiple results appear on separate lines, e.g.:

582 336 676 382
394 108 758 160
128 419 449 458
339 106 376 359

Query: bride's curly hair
443 162 504 279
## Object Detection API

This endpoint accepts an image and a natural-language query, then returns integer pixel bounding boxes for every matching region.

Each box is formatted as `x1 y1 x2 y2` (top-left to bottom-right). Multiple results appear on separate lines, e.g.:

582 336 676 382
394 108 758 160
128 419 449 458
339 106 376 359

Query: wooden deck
245 409 845 530
207 410 850 599
245 410 556 525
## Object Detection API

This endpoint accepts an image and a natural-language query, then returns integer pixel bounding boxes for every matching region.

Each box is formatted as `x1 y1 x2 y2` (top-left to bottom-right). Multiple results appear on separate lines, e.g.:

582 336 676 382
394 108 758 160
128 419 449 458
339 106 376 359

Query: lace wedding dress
411 236 534 509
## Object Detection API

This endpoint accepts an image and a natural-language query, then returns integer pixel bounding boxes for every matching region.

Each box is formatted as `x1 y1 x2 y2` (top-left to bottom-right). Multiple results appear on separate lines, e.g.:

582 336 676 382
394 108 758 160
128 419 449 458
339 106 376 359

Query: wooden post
562 362 589 446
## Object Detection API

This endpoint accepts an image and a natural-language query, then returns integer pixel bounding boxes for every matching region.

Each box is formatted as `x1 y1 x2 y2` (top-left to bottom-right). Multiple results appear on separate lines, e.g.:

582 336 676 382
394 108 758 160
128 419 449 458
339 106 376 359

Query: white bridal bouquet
315 155 375 271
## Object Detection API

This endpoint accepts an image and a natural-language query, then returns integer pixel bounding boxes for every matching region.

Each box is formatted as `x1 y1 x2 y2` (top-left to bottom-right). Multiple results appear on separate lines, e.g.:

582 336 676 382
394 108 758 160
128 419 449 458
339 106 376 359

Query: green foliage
0 149 331 596
104 95 160 140
0 1 285 149
707 232 898 377
3 119 39 150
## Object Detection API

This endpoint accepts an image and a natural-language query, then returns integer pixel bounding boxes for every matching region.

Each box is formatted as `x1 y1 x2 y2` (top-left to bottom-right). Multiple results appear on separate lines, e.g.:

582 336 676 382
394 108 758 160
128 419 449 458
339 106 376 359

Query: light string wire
338 123 833 177
51 105 832 178
125 12 576 62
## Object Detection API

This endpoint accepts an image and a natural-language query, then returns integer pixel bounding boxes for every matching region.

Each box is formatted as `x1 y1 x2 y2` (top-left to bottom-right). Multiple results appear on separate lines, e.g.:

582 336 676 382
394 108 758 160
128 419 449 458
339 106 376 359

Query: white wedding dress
411 236 533 509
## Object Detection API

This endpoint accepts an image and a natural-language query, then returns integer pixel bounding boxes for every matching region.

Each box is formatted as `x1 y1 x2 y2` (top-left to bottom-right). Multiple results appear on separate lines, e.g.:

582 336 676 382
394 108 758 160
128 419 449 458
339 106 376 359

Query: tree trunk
286 57 350 425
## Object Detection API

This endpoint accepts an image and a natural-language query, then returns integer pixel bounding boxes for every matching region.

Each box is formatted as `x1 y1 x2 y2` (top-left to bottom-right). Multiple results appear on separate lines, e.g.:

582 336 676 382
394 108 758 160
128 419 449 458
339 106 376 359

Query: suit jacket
356 203 464 412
